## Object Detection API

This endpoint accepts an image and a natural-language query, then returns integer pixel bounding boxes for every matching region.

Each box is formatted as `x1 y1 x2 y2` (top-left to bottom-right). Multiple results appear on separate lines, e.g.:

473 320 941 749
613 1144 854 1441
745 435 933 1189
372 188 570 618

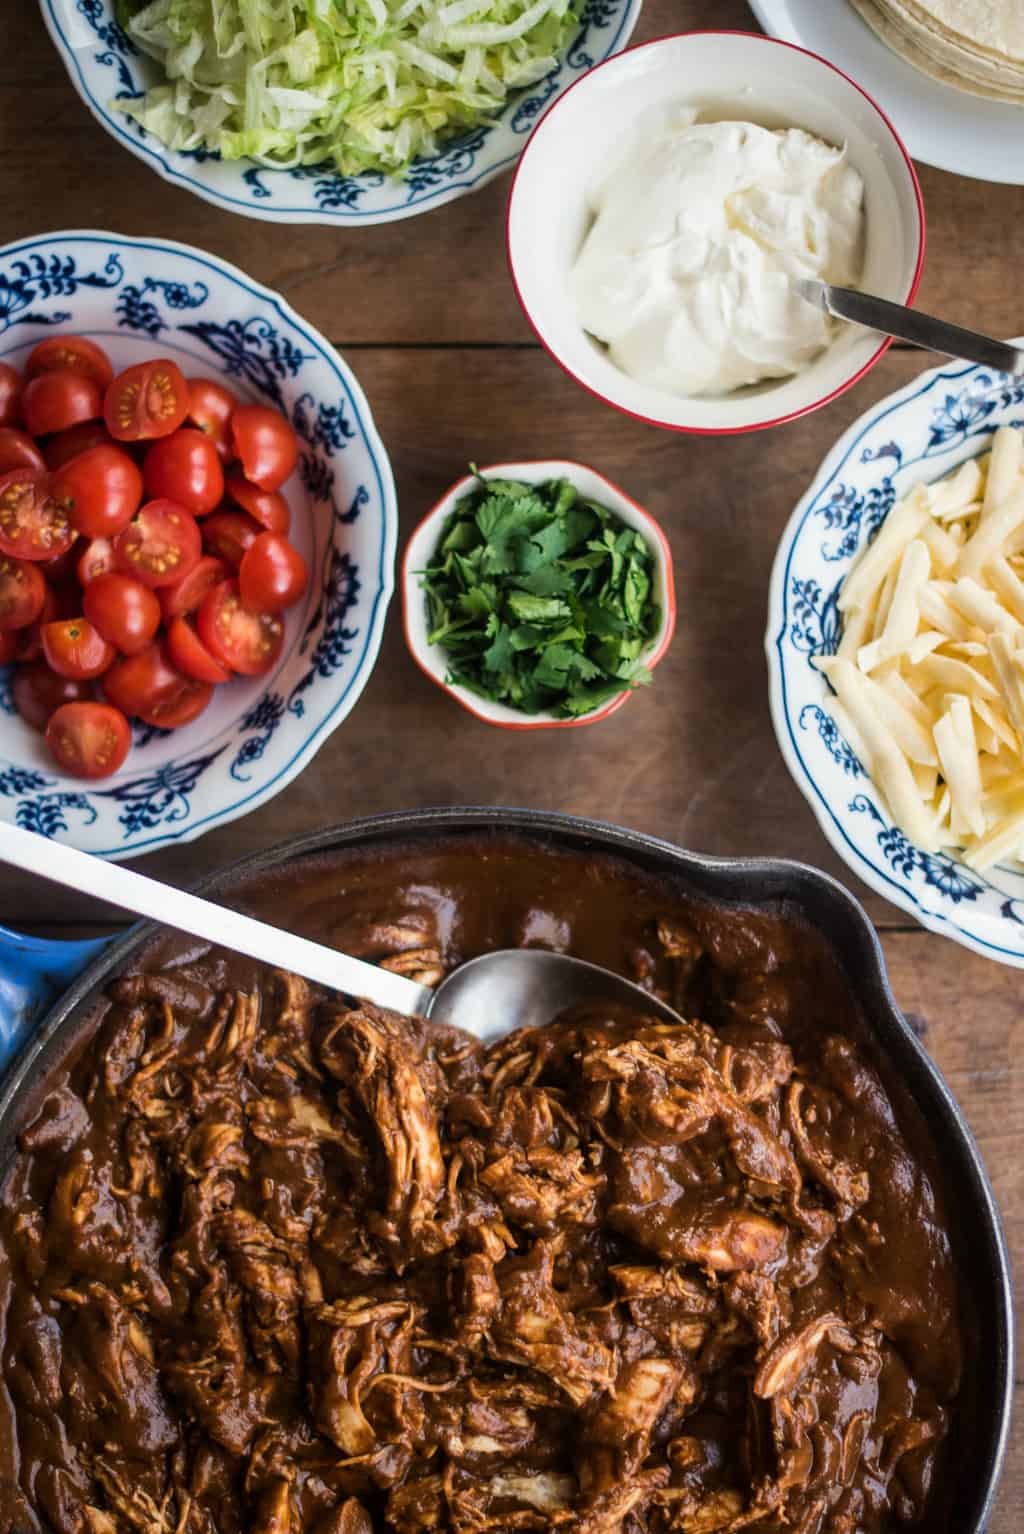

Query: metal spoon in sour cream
570 112 865 399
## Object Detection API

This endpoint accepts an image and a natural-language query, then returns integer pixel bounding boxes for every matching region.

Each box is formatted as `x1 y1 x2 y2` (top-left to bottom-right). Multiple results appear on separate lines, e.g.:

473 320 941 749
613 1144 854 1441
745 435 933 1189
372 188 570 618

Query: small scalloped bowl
40 0 642 227
402 461 675 728
0 230 397 858
507 31 926 435
767 345 1024 968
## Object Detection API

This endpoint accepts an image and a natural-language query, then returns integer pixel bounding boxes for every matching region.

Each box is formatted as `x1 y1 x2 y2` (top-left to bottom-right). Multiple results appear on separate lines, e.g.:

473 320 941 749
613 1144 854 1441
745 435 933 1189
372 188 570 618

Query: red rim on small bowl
401 461 677 730
506 31 927 437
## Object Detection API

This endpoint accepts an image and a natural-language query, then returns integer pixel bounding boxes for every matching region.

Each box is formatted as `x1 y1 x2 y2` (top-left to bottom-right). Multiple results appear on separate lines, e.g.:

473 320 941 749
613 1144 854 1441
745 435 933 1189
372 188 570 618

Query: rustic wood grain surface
1 0 1020 1525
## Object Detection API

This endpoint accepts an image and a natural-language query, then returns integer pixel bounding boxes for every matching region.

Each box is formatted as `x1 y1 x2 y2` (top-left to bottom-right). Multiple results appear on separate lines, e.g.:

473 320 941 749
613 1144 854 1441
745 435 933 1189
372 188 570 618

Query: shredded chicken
0 872 961 1534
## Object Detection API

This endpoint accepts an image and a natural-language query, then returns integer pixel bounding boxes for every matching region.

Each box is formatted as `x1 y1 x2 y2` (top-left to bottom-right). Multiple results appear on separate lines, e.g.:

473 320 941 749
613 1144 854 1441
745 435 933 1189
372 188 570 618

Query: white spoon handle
0 822 432 1017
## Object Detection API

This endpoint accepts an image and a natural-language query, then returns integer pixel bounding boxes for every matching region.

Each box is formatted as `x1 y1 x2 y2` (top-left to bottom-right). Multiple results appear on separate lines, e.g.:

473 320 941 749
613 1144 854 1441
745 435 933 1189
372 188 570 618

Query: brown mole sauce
0 837 963 1534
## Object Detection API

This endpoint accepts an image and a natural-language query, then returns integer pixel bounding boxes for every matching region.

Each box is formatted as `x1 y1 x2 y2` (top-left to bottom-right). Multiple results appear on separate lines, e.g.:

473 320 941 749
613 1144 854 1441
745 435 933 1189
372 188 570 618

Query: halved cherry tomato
103 642 212 728
45 701 131 779
13 662 92 731
42 617 116 680
186 378 237 462
26 336 113 391
0 364 22 429
200 509 260 568
166 615 232 683
197 578 283 677
143 428 224 516
77 537 116 586
22 370 102 436
0 429 45 476
158 554 229 620
104 359 188 442
0 631 17 665
83 572 161 656
44 420 116 471
114 499 201 588
53 444 143 540
231 405 299 491
0 470 73 561
225 474 290 534
0 555 46 631
239 532 307 614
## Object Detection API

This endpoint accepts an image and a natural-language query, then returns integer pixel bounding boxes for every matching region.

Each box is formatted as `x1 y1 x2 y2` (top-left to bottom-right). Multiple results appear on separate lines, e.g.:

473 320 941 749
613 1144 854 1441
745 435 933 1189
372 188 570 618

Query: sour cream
571 114 865 398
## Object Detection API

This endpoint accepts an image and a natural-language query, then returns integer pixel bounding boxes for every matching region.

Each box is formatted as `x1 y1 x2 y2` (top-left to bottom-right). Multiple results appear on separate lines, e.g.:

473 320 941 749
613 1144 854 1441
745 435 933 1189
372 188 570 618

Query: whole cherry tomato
26 336 113 391
0 470 74 561
158 554 229 620
52 444 144 540
14 585 61 663
114 499 201 588
45 701 131 779
42 617 116 680
13 662 92 731
231 405 299 491
103 642 212 728
104 359 189 442
0 631 17 665
0 429 45 476
166 615 232 684
0 555 46 631
44 420 117 472
22 370 102 436
143 428 224 516
186 378 237 462
197 579 283 677
225 474 290 534
0 363 22 428
200 509 261 568
83 572 162 656
239 532 307 614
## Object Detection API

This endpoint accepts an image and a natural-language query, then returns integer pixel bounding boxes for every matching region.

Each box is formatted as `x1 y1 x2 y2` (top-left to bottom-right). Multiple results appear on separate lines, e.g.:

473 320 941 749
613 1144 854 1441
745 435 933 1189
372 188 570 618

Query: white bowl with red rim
506 31 926 436
402 461 675 729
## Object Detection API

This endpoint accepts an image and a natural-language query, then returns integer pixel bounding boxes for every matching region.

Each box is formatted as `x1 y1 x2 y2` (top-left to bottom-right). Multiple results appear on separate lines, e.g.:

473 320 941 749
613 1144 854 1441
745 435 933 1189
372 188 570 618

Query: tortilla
850 0 1024 104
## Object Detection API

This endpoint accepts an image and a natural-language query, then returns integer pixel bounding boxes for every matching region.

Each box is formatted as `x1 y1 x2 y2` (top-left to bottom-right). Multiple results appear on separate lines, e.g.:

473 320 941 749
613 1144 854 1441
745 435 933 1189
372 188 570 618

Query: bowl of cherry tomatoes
0 231 397 856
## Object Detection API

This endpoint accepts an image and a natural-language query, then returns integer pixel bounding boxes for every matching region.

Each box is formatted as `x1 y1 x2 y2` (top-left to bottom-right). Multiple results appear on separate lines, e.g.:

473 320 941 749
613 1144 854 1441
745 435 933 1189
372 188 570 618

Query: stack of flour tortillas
851 0 1024 102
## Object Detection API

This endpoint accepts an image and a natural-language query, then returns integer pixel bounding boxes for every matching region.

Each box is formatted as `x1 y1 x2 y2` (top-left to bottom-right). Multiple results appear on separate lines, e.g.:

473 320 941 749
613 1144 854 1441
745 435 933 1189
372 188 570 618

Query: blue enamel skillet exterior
0 808 1012 1531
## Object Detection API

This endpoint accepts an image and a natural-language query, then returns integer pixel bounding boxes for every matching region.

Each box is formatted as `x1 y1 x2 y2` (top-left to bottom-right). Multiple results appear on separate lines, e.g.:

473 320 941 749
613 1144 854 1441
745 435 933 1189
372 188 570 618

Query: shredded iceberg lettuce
114 0 580 176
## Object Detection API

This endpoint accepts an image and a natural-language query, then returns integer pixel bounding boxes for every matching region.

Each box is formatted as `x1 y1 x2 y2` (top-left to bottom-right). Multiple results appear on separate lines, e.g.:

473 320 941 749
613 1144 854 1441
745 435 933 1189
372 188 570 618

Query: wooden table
3 0 1020 1524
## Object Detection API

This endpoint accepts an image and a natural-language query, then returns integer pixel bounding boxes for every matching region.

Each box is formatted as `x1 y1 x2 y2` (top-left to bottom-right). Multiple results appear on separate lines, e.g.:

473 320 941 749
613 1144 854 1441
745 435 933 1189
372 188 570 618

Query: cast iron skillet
0 807 1012 1533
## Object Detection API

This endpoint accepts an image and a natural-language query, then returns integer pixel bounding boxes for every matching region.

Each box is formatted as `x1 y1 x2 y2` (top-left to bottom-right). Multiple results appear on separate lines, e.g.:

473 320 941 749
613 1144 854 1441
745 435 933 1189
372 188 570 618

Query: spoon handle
798 279 1024 376
0 822 433 1018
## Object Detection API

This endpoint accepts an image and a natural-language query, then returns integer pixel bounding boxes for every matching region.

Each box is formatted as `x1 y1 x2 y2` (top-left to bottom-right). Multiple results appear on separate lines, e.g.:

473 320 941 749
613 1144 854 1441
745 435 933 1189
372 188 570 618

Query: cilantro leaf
419 473 661 718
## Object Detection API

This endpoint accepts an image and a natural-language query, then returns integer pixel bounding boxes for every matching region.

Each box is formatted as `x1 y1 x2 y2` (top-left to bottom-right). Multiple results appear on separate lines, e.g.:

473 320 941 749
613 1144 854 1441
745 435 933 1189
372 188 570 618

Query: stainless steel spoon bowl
0 822 682 1040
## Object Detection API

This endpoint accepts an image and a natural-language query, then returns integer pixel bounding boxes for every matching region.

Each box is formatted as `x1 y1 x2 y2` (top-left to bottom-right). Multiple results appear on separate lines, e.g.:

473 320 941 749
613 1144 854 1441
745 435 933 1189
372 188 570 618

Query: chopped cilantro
420 474 661 718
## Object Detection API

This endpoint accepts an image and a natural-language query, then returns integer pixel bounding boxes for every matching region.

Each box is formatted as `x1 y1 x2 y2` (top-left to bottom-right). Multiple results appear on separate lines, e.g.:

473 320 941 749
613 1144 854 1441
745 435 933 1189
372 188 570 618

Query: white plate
40 0 642 226
748 0 1024 184
0 232 397 858
767 344 1024 967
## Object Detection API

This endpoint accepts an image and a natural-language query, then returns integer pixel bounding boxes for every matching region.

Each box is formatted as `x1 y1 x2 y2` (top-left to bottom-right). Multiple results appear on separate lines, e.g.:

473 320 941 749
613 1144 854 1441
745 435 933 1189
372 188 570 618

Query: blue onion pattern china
768 349 1024 965
40 0 641 226
0 232 397 857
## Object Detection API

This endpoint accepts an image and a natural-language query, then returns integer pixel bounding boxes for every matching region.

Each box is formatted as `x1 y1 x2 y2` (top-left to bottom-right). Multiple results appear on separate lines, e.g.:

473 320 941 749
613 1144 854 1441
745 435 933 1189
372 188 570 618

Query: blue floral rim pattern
41 0 641 224
768 350 1024 965
0 231 396 857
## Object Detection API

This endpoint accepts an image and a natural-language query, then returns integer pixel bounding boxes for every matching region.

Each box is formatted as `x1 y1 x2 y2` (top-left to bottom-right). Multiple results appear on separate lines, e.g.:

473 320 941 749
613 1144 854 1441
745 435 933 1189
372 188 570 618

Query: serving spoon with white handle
795 277 1024 375
0 821 683 1042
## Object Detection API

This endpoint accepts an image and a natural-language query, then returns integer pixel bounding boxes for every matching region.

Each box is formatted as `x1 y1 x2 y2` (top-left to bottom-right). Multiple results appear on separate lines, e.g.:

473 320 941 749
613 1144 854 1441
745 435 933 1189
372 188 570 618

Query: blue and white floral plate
0 231 396 858
40 0 642 226
768 349 1024 966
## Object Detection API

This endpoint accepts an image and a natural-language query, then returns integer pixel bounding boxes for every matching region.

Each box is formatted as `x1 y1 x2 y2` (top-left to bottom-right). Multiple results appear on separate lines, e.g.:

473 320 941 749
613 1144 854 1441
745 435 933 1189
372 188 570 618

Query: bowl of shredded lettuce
40 0 642 224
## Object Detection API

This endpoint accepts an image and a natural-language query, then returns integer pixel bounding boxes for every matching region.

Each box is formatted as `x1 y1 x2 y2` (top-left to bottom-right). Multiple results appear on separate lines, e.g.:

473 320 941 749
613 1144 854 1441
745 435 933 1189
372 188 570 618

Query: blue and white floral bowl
40 0 642 226
768 350 1024 967
0 230 396 858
